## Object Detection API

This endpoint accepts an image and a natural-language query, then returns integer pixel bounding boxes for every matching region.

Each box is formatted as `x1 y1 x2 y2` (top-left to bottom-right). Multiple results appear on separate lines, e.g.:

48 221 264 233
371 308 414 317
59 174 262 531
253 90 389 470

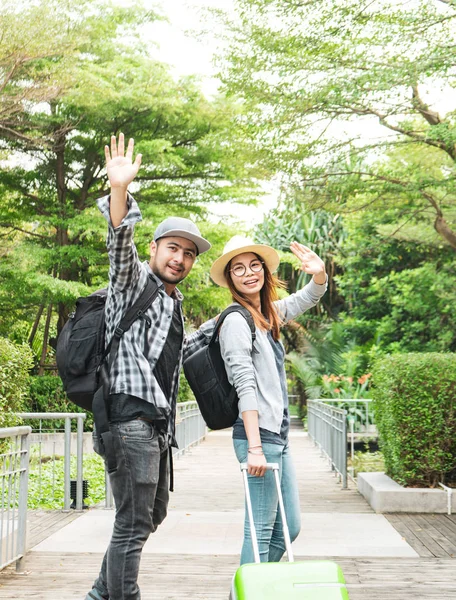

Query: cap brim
155 229 211 255
210 244 280 287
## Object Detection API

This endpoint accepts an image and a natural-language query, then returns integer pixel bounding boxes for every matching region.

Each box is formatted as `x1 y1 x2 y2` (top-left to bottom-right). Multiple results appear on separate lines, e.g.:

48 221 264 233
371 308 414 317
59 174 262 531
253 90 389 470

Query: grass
27 453 106 509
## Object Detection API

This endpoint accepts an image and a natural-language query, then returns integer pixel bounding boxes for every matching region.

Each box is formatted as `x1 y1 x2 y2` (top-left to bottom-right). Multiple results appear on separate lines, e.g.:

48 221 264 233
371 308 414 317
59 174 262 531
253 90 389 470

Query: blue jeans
90 419 169 600
233 439 301 565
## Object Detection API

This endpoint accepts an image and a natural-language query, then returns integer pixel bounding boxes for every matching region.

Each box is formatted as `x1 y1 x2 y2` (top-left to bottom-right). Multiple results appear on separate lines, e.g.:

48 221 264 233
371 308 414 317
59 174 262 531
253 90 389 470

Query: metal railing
321 399 374 432
173 401 206 458
18 413 86 510
18 404 206 511
0 426 31 572
307 400 348 488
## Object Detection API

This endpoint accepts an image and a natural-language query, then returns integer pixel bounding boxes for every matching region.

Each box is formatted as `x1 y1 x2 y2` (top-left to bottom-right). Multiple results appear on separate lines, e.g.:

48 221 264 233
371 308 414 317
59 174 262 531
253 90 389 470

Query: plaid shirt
97 194 214 443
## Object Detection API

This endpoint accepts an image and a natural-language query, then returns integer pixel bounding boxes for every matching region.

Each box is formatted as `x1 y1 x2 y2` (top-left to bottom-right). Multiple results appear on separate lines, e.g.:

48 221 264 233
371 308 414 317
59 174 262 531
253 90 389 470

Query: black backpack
56 278 159 473
56 277 159 411
183 306 255 430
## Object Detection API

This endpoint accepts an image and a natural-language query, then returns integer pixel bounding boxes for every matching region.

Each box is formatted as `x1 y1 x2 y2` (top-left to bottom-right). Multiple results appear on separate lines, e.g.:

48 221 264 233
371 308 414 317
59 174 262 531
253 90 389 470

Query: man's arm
97 133 144 293
183 318 217 361
104 133 142 227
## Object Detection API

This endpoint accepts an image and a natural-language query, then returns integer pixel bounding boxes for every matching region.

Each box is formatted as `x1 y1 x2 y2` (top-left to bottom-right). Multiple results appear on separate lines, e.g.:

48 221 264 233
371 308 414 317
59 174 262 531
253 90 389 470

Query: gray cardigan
219 278 327 434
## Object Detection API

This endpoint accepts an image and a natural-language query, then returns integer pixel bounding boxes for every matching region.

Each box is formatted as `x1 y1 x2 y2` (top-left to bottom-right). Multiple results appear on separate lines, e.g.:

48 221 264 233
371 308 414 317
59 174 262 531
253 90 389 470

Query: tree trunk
435 216 456 250
38 304 52 375
28 304 44 346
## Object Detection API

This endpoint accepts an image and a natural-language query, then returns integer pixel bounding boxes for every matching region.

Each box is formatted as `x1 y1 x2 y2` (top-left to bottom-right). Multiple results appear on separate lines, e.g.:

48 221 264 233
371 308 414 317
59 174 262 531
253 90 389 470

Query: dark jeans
91 419 169 600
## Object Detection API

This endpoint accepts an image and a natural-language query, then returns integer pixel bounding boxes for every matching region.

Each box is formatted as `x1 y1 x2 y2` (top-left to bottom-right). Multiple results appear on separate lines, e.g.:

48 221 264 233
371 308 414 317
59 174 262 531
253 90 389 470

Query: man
85 134 213 600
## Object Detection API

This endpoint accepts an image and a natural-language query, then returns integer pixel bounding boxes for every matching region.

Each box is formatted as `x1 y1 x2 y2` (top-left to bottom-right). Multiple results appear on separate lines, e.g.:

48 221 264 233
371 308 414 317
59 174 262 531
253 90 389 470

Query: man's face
149 236 197 286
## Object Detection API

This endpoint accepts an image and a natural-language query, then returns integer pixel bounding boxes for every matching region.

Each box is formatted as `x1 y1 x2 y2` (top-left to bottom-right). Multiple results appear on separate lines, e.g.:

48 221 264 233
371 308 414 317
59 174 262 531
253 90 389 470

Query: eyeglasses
229 259 264 278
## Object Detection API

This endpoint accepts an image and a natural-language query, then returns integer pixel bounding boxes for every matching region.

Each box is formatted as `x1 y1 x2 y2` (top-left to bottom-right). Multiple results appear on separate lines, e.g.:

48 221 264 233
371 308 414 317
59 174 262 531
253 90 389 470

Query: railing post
76 415 84 510
305 400 349 489
0 426 31 572
16 431 31 572
64 417 71 510
341 410 348 489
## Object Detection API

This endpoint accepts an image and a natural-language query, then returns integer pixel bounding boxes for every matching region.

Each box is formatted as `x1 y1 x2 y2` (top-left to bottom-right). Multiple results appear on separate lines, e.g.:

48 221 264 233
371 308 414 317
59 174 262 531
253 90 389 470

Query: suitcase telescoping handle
240 463 295 564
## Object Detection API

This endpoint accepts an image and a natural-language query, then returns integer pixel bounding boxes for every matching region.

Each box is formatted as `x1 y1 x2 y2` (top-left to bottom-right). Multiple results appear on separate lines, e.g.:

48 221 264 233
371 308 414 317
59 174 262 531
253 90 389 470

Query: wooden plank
1 554 456 600
386 514 434 558
26 510 83 549
413 515 456 558
399 514 449 558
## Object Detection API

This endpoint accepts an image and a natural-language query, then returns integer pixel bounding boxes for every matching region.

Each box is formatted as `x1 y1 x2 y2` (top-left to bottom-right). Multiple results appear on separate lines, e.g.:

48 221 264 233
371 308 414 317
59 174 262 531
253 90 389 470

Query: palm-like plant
255 207 346 315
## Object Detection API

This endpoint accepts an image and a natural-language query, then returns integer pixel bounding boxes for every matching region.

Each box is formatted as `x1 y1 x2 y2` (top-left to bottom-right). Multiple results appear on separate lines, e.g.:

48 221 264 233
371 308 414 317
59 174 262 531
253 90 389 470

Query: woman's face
228 252 265 298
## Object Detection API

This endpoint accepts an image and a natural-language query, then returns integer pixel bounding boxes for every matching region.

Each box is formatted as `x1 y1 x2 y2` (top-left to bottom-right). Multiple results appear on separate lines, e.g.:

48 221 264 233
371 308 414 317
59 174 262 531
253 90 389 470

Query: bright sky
137 0 456 227
140 0 279 228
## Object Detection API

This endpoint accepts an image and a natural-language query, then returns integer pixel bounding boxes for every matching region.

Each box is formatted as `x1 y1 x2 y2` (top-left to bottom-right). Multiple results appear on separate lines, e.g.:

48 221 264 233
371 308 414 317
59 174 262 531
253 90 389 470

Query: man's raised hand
105 133 142 190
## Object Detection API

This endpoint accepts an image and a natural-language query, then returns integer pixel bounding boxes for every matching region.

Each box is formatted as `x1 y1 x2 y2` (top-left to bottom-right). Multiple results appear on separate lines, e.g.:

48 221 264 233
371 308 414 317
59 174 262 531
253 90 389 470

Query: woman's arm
242 411 267 477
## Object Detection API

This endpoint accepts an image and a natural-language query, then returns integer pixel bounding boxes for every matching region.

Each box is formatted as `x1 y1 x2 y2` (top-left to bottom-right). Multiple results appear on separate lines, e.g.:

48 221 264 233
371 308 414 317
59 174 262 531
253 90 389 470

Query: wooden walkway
0 431 455 599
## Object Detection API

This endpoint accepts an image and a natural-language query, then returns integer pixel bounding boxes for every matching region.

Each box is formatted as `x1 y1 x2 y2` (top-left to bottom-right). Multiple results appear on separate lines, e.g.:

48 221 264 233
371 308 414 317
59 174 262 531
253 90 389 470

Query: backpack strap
93 276 159 473
210 305 256 346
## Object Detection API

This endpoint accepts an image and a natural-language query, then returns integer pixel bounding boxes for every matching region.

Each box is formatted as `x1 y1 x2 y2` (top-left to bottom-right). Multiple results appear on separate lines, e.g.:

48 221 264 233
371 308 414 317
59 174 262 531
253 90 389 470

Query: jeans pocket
118 419 156 442
233 439 248 464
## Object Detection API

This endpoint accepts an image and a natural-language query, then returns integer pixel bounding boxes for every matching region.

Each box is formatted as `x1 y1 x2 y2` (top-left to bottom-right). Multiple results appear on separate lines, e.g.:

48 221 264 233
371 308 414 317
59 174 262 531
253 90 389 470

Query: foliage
0 338 33 428
25 375 92 431
349 450 385 479
320 373 372 400
0 0 261 351
335 211 456 354
179 220 238 326
28 452 105 509
255 205 347 316
218 0 456 250
177 372 196 404
372 353 456 487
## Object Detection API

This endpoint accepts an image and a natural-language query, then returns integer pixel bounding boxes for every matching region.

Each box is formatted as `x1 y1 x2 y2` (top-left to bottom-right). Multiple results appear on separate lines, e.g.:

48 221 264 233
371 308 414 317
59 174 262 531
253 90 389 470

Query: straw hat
210 235 280 288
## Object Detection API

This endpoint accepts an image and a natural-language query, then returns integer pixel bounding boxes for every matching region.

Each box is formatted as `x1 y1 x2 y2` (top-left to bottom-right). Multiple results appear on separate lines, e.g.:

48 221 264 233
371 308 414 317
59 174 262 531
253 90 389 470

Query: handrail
17 413 86 510
316 399 373 430
0 426 32 572
307 400 348 488
18 405 206 511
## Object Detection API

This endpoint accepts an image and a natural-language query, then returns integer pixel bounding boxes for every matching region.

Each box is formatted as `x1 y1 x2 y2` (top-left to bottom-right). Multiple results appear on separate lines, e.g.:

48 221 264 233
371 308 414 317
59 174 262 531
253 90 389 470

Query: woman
210 235 327 565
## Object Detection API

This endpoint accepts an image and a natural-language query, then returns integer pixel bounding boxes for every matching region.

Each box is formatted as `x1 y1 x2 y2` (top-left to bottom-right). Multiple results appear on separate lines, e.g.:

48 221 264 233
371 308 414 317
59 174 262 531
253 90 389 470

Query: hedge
0 338 33 428
372 353 456 487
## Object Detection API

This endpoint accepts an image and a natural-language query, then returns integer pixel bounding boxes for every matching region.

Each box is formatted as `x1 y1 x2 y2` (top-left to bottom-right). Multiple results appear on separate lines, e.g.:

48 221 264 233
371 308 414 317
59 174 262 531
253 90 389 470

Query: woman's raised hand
290 242 326 278
105 133 142 190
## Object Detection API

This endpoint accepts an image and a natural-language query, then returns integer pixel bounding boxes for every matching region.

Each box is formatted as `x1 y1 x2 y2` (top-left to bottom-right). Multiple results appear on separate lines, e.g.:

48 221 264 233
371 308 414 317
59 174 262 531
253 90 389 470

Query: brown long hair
225 253 286 341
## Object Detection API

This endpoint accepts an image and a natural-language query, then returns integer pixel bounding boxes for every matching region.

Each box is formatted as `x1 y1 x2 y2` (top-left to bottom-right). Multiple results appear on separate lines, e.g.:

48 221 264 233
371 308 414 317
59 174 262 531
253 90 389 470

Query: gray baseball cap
153 216 211 255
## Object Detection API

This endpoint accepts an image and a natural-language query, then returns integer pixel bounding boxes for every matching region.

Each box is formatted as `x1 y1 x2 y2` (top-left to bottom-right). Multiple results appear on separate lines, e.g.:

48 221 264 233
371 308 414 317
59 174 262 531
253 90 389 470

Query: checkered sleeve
97 193 143 292
183 318 217 361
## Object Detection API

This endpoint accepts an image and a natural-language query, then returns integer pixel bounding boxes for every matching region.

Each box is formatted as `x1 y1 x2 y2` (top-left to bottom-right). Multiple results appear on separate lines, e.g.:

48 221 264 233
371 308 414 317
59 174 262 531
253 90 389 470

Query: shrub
26 375 92 431
0 338 33 428
372 353 456 487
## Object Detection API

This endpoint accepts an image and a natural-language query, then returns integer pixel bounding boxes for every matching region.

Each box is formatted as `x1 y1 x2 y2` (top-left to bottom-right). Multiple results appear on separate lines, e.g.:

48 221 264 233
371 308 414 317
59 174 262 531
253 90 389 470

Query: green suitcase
229 464 349 600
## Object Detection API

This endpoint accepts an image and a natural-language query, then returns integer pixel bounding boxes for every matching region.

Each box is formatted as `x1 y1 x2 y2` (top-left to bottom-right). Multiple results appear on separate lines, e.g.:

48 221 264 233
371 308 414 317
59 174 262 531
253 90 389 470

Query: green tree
335 210 456 354
0 0 261 365
218 0 456 250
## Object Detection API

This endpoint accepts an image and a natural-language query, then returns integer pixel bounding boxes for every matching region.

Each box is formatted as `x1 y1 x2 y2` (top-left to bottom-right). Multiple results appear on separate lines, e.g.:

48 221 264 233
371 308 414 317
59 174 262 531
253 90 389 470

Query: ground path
0 429 455 599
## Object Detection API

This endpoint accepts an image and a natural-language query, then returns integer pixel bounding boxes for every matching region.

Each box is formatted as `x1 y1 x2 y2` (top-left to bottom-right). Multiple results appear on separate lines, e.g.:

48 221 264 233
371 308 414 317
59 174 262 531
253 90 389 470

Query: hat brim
210 244 280 288
155 229 211 255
